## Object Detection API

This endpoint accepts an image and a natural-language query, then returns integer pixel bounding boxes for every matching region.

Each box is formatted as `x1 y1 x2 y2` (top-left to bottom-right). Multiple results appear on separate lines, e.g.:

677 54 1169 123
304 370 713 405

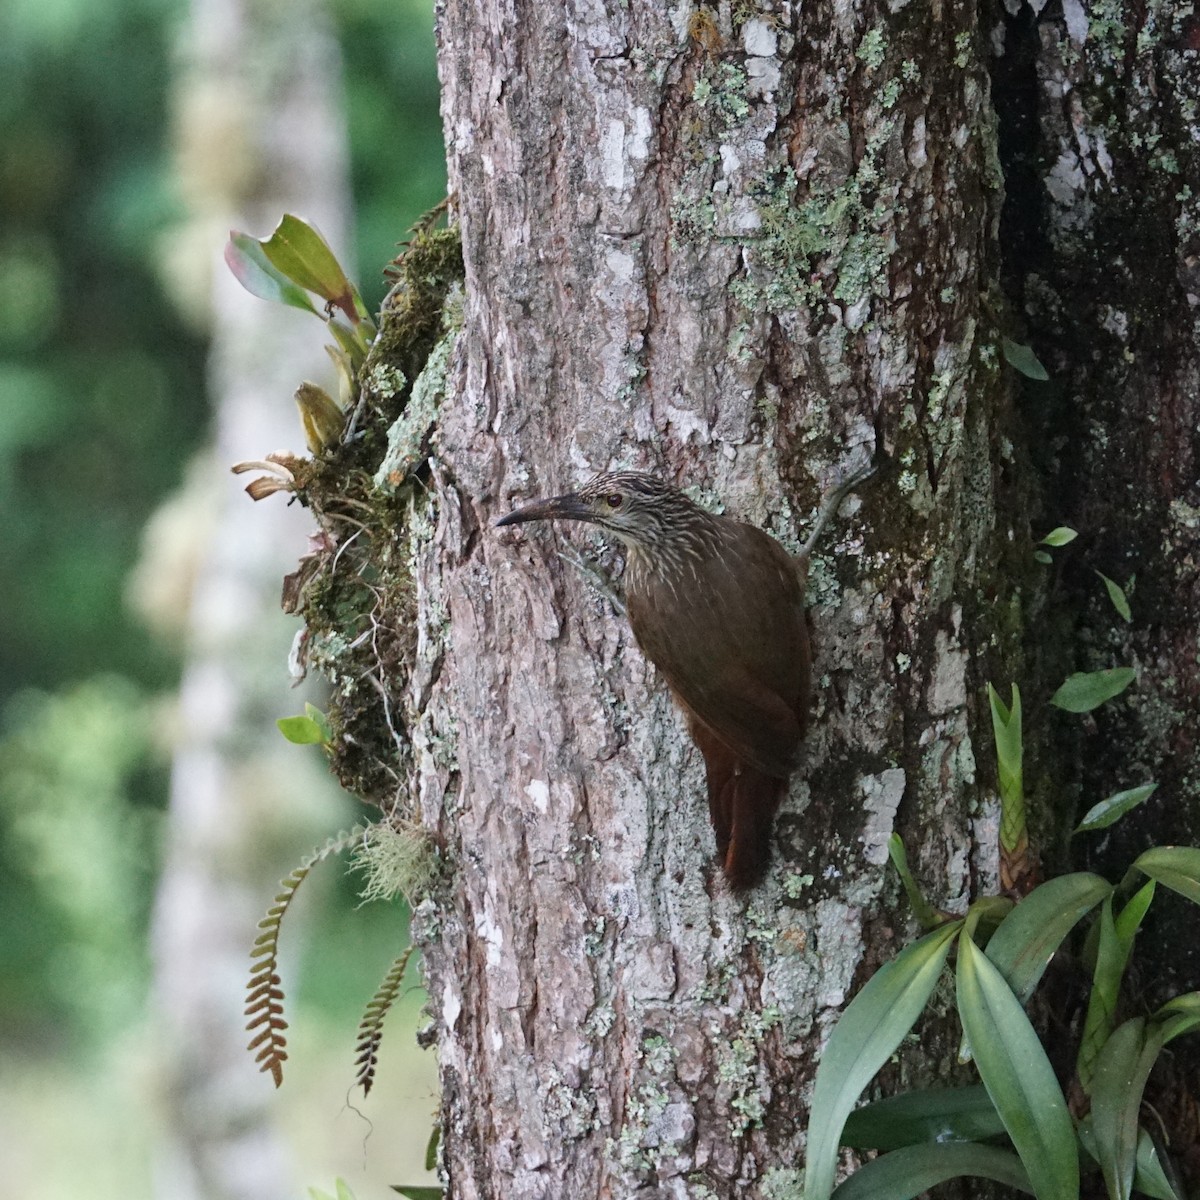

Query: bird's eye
605 493 623 508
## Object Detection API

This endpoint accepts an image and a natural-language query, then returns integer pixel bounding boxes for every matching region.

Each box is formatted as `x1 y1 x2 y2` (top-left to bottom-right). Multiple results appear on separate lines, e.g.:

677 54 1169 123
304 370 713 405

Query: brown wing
626 521 810 778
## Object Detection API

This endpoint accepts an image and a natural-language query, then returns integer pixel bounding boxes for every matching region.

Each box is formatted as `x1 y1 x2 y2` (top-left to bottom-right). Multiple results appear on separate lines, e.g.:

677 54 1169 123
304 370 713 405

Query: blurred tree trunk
416 3 1021 1196
146 2 351 1198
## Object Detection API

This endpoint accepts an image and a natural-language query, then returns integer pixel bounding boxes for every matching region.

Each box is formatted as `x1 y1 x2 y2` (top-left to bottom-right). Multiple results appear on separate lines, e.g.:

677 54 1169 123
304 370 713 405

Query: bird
496 467 871 890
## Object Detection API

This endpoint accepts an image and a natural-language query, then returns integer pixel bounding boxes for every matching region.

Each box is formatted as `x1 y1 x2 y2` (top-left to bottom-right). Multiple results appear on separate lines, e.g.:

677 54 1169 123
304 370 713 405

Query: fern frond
245 824 369 1087
353 945 415 1095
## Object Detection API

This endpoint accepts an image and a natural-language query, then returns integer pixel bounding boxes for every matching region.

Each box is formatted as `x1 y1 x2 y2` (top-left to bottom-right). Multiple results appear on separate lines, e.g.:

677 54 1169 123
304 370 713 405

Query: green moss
277 213 465 821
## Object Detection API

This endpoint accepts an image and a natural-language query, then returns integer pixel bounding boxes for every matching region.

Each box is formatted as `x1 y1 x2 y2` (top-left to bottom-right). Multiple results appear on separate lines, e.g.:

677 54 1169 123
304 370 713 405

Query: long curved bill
496 493 595 526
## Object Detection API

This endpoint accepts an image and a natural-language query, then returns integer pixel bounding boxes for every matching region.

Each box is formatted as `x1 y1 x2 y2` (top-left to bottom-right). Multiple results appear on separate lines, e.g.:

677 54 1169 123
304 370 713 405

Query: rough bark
417 3 1017 1196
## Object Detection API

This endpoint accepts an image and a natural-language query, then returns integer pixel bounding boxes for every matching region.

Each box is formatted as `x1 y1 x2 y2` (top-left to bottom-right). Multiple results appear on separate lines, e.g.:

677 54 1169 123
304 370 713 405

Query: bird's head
496 471 694 550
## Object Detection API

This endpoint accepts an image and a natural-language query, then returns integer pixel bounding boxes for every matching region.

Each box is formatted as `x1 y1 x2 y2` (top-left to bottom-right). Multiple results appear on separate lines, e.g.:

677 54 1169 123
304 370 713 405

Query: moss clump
277 209 465 821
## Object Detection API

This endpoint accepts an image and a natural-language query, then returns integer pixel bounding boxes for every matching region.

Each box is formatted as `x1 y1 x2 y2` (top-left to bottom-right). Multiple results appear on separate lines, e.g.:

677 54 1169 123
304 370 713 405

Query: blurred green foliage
333 0 446 311
0 0 209 699
0 0 206 1051
0 0 445 1053
0 677 157 1048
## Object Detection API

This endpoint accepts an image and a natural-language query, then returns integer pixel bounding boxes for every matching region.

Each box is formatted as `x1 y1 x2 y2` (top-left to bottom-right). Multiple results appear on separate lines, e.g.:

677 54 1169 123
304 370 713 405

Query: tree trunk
418 4 1017 1196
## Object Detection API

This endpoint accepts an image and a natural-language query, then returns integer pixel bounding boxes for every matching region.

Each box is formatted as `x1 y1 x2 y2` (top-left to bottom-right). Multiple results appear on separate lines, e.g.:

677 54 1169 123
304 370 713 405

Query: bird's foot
556 547 627 617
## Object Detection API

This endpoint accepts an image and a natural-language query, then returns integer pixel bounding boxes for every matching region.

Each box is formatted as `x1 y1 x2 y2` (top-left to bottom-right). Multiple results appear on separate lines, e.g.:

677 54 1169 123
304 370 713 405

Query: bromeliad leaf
840 1084 1005 1151
985 872 1111 1003
988 683 1023 793
1077 889 1153 1090
1050 667 1136 713
802 921 962 1200
887 834 942 929
1155 992 1200 1045
1090 1017 1165 1200
1074 784 1157 834
829 1142 1032 1199
1135 1129 1186 1200
225 232 321 315
988 683 1025 858
1133 846 1200 905
956 934 1078 1200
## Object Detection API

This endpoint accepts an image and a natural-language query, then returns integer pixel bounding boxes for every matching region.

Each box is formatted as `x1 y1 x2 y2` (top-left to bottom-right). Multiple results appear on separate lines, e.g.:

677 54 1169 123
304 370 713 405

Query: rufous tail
691 724 785 891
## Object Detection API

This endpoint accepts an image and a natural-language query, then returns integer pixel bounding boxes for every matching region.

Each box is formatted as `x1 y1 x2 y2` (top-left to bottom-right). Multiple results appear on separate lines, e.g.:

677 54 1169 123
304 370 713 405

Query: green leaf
1074 784 1157 834
887 834 941 929
985 872 1111 1003
260 214 358 322
225 232 321 315
956 934 1078 1200
276 715 328 745
1049 668 1136 712
328 314 369 362
1033 550 1053 564
1078 892 1149 1090
1091 1018 1164 1200
1002 337 1050 380
424 1122 441 1173
390 1190 443 1200
802 921 962 1200
1096 570 1132 621
830 1142 1033 1200
1133 846 1200 905
1155 992 1200 1045
1115 879 1156 945
988 683 1023 789
335 1181 356 1200
1135 1127 1187 1200
295 382 345 455
1039 526 1077 547
988 683 1025 854
840 1084 1005 1151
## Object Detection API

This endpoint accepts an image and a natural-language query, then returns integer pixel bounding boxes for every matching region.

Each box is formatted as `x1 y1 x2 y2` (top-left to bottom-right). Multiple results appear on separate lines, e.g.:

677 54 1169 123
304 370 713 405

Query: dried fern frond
354 945 415 1096
245 824 369 1087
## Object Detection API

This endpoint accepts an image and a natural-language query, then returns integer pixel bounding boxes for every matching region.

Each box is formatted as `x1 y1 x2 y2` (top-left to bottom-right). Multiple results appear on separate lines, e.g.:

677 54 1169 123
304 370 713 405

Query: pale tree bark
414 3 1016 1196
146 2 351 1198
